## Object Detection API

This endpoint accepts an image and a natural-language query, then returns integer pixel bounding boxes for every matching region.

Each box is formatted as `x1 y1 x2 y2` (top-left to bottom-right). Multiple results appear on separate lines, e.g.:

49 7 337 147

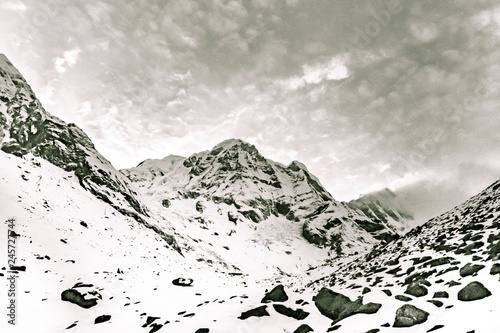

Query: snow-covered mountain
122 139 412 255
0 54 180 253
1 54 499 333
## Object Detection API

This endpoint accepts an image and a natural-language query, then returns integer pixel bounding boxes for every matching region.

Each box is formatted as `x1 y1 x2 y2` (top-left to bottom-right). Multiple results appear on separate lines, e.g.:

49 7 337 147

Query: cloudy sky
1 0 500 215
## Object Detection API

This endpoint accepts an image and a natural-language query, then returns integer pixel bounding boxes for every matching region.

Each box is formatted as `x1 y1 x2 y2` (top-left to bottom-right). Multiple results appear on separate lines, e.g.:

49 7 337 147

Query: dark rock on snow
393 304 429 327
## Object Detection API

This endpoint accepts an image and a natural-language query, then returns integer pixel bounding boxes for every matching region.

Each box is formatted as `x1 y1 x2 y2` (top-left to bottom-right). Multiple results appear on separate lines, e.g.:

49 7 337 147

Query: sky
1 0 500 215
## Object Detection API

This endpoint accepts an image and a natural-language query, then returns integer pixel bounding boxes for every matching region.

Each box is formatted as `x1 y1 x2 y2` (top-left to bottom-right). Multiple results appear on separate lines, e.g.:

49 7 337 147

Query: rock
393 304 429 327
427 325 445 332
195 201 205 213
172 278 193 287
458 281 492 301
404 284 428 297
433 291 449 298
261 284 288 303
227 211 238 224
427 300 443 307
490 263 500 275
238 306 269 320
313 287 381 324
80 221 88 228
395 295 412 302
365 330 379 333
459 263 485 277
195 329 209 333
94 315 111 324
294 324 314 333
61 289 98 309
161 199 171 208
273 304 309 320
362 287 371 295
149 324 163 333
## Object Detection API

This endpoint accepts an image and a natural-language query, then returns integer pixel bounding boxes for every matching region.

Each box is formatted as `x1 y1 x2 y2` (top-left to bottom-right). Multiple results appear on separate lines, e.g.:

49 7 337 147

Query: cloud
2 0 499 206
54 47 81 73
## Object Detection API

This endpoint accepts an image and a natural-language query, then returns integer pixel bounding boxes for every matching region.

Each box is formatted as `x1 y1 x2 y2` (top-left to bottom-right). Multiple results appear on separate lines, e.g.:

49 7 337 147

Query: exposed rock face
313 287 381 324
393 304 429 327
458 282 492 301
0 54 181 254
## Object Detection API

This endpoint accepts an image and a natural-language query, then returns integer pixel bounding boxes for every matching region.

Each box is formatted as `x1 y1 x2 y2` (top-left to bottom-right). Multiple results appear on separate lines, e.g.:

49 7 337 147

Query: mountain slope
0 54 180 252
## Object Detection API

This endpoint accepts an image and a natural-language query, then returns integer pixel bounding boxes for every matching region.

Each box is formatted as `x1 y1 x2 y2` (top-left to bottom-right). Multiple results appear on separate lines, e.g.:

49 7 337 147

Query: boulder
94 315 111 324
61 289 98 309
273 304 309 320
195 201 205 213
458 282 491 301
238 306 269 320
261 285 288 303
393 304 429 327
459 263 485 277
404 284 428 297
294 324 314 333
172 278 193 287
313 288 381 324
161 199 171 208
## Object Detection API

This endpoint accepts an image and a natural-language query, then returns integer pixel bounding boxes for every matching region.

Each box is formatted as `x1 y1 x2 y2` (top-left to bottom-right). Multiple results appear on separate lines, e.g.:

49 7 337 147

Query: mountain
0 54 180 252
1 54 499 332
122 138 413 255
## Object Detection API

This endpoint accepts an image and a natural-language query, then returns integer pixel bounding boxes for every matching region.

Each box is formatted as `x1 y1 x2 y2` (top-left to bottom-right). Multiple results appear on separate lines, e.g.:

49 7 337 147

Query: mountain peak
0 53 23 77
213 138 256 151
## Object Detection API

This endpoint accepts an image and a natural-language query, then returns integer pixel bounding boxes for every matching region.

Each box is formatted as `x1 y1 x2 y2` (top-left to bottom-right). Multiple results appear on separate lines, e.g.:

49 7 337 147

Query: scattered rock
80 221 88 228
238 306 269 320
195 329 210 333
427 300 443 308
149 324 163 333
313 287 381 324
382 289 392 296
273 304 309 320
459 263 485 277
294 324 314 333
395 295 412 302
195 201 205 213
261 285 288 303
490 263 500 275
393 304 429 327
172 278 193 287
433 291 449 298
458 281 491 301
227 211 238 224
61 289 98 308
161 199 171 208
427 325 445 332
404 284 428 297
94 315 111 324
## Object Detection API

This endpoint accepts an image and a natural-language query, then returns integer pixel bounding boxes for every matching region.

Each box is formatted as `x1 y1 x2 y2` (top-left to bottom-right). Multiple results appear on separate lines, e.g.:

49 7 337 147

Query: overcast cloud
1 0 499 210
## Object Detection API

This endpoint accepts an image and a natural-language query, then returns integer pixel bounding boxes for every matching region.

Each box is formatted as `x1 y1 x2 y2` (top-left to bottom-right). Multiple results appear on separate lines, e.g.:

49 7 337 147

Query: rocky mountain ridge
122 138 413 255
